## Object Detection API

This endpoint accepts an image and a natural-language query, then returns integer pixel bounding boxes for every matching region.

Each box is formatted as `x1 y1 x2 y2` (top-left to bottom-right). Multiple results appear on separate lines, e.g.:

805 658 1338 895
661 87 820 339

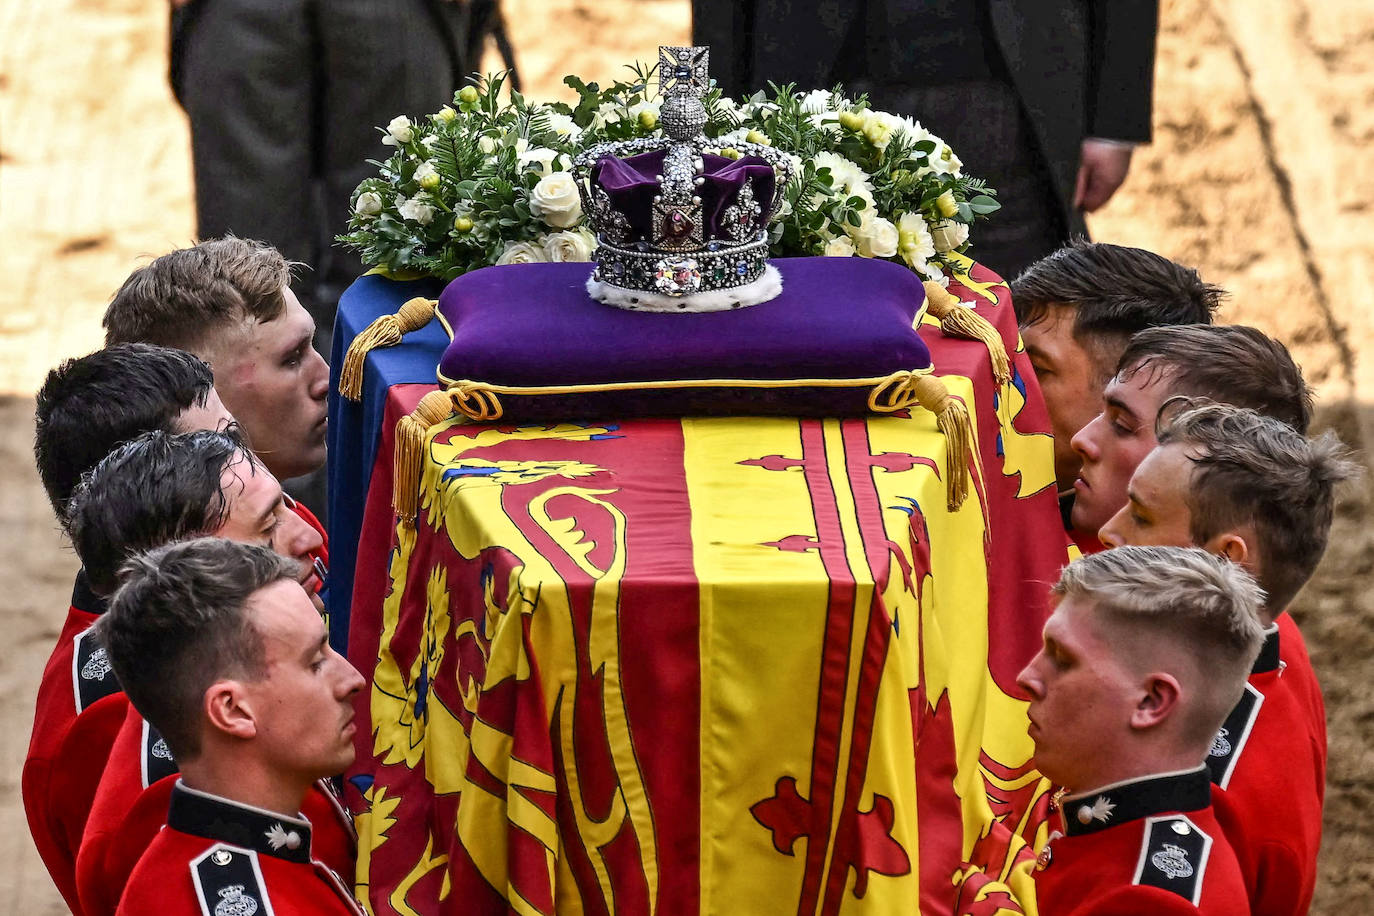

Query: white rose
813 151 876 209
823 236 856 257
529 171 583 229
798 88 835 115
930 219 970 253
478 134 499 155
413 160 440 186
518 145 561 177
931 143 963 177
383 115 415 146
495 240 547 265
353 191 383 218
544 111 582 140
592 102 624 129
744 99 780 121
895 116 931 145
897 211 936 271
542 228 597 262
854 216 899 259
807 111 842 134
397 196 436 225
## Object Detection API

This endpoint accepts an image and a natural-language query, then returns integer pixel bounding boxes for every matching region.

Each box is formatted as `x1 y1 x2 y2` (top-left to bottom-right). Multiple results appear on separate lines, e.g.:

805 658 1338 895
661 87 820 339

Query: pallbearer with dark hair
61 428 340 916
23 343 233 915
96 539 365 916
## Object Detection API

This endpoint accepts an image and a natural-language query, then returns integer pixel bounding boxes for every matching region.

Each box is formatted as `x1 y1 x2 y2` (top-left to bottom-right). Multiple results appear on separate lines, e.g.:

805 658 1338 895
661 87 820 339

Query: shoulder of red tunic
116 784 364 916
1206 615 1323 916
76 707 180 916
1035 771 1248 916
22 574 123 913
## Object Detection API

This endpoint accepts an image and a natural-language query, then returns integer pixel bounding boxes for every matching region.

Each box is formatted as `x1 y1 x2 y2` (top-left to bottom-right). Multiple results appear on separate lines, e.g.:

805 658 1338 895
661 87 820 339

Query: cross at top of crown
659 46 709 99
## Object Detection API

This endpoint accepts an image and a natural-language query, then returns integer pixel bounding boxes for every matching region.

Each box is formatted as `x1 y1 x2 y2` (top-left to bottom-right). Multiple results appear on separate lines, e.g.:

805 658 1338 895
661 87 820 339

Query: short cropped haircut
1158 402 1356 614
1118 325 1313 433
66 428 255 595
96 538 297 760
103 237 295 353
33 344 215 524
1054 545 1265 747
1012 239 1222 338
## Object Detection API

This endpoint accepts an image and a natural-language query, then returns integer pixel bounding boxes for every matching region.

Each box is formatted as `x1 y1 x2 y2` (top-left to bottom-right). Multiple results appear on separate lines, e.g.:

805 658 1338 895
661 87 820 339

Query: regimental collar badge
1058 767 1211 837
1075 795 1116 825
265 822 303 851
575 45 794 313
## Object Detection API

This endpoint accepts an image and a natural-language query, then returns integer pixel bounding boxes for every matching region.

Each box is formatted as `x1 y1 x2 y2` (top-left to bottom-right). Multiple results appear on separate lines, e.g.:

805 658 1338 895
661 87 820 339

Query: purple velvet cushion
436 257 930 419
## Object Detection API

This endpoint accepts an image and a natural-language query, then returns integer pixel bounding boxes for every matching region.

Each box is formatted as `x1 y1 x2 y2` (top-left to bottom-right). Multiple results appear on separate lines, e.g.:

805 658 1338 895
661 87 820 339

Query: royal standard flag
346 259 1067 916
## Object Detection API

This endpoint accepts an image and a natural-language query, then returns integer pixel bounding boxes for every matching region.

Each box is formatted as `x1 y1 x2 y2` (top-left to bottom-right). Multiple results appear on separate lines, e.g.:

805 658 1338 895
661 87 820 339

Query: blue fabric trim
326 274 445 653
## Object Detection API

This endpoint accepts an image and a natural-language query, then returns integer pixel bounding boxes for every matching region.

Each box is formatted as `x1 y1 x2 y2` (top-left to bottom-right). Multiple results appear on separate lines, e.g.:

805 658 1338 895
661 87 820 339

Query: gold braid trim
922 281 1011 387
449 383 504 422
393 389 457 523
339 298 437 401
868 371 972 511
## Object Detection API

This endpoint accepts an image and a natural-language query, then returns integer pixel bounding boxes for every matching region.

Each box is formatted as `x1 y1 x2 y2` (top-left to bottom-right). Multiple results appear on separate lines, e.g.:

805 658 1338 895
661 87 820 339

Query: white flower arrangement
340 67 1000 282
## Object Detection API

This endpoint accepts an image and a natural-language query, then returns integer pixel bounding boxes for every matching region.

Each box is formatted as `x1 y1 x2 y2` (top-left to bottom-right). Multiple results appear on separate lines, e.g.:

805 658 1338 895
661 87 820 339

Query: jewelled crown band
573 46 794 312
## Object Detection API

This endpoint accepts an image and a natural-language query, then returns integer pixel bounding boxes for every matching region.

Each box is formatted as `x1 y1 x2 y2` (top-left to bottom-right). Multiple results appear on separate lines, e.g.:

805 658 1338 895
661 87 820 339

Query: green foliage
339 66 1001 282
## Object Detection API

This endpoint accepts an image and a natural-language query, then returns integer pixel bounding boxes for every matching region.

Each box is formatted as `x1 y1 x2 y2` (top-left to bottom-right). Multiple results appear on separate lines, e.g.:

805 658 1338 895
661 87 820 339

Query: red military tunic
22 572 126 915
117 781 363 916
1035 767 1249 916
1209 616 1325 916
78 706 356 916
288 493 330 568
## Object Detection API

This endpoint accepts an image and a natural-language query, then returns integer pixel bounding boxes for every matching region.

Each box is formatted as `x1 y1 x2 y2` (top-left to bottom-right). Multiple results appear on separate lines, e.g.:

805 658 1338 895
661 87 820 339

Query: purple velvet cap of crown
436 257 931 413
592 149 777 243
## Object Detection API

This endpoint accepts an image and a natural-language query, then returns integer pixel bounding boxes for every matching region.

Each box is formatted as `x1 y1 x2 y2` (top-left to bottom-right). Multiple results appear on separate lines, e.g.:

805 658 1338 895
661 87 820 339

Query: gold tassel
338 297 437 401
910 374 973 512
922 281 1012 388
392 389 457 523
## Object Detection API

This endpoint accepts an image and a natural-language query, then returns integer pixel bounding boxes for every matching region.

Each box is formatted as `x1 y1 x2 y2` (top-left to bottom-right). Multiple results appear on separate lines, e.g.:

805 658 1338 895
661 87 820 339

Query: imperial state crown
573 46 794 312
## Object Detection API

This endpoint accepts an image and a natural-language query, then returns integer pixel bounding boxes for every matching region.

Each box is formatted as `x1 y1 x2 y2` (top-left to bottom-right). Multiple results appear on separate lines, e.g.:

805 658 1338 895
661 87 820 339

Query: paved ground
0 0 1369 910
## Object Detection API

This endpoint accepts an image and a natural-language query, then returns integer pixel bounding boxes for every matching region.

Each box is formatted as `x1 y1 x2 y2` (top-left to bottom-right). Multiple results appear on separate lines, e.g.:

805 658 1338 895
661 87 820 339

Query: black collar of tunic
1057 766 1211 837
1252 622 1281 674
168 780 314 864
71 568 108 616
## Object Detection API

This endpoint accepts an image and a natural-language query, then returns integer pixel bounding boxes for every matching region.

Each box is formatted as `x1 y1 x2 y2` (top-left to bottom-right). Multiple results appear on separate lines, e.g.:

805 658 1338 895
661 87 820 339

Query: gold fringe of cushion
392 389 457 523
922 281 1011 388
338 297 438 401
868 371 972 511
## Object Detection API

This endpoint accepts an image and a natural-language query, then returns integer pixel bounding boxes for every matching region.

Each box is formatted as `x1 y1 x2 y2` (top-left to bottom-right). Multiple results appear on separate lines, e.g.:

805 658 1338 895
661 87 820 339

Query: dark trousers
174 0 465 349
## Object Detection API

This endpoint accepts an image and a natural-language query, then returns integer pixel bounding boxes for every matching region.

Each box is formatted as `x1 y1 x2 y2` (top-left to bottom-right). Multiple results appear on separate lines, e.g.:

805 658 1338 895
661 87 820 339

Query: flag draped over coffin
346 259 1068 916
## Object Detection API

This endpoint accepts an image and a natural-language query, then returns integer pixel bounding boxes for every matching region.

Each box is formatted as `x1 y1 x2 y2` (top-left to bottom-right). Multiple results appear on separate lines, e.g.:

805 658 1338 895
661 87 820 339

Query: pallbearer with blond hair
1019 546 1262 915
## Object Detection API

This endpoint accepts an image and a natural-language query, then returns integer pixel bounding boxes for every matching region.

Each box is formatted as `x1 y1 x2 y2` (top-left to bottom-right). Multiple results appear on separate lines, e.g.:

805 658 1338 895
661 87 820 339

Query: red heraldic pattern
22 573 126 915
1210 614 1326 916
117 781 363 916
1036 768 1250 916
